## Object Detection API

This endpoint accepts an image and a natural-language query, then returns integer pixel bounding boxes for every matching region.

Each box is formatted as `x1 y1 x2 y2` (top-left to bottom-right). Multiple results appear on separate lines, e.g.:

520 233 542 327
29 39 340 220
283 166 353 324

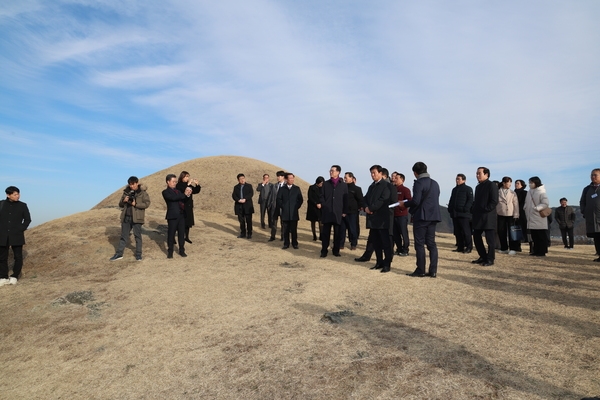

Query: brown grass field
1 156 599 399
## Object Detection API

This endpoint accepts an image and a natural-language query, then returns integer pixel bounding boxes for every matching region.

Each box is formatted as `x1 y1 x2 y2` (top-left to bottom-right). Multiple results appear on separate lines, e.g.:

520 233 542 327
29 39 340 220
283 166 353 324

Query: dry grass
1 156 599 399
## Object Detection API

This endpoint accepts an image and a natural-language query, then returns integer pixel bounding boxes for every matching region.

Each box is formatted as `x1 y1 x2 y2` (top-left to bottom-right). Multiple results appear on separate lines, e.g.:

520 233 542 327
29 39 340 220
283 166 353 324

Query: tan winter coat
524 185 549 230
496 188 519 218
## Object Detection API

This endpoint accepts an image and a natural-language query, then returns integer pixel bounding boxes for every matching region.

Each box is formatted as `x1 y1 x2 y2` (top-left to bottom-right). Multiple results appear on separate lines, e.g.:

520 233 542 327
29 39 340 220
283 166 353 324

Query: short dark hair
478 167 490 177
345 172 355 179
412 162 427 175
398 173 405 181
331 165 341 173
178 171 189 183
515 179 526 188
381 168 389 178
276 170 286 177
165 174 177 182
456 173 466 181
315 176 325 184
128 176 139 184
263 173 269 178
370 165 383 173
560 197 567 202
285 172 294 179
529 176 542 188
237 173 245 180
5 186 19 195
501 176 512 183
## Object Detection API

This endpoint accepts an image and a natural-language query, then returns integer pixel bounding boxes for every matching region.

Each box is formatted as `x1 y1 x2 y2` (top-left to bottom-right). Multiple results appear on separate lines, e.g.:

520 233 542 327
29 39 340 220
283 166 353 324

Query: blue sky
1 0 599 226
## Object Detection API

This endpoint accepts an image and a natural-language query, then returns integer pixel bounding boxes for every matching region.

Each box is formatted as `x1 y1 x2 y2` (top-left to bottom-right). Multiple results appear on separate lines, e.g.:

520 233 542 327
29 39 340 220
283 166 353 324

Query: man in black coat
0 186 32 286
163 174 192 258
471 167 499 266
364 165 392 272
400 162 441 277
339 172 364 250
448 173 474 253
318 165 348 258
232 173 255 239
268 171 286 242
277 173 304 249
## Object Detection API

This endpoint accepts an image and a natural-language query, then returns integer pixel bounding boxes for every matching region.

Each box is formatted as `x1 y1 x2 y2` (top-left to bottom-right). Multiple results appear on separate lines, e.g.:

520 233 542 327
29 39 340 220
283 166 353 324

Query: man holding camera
110 176 151 261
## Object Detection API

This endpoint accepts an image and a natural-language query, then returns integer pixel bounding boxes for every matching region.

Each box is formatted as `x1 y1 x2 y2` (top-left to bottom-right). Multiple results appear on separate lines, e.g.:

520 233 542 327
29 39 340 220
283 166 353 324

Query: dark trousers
270 213 282 240
413 221 438 275
339 213 358 248
592 233 600 255
497 215 519 251
116 216 143 257
259 202 268 229
321 222 341 255
473 229 495 263
371 228 392 270
393 215 410 254
0 244 23 279
282 220 298 247
530 229 548 255
560 227 574 248
238 212 253 237
167 213 186 254
359 230 375 260
454 217 472 251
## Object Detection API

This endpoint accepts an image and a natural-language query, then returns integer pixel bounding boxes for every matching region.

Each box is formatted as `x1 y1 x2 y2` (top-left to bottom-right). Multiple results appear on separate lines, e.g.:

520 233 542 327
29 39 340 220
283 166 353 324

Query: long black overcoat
364 180 391 230
0 200 32 246
471 179 499 230
176 182 201 226
277 185 304 222
319 180 348 225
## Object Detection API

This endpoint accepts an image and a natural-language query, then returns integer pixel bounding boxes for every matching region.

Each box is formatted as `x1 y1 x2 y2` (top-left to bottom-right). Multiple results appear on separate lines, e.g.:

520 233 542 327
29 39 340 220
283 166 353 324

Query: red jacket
394 184 412 217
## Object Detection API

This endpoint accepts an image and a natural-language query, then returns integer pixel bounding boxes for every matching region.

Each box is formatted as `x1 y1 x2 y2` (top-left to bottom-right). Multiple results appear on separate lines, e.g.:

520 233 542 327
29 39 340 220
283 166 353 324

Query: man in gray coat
580 168 600 262
0 186 32 286
256 174 274 229
471 167 499 266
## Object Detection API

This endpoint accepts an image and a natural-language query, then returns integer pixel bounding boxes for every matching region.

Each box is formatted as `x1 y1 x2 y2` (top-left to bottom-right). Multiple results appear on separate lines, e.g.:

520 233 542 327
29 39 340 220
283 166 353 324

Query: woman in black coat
306 176 324 241
514 179 529 253
176 171 202 243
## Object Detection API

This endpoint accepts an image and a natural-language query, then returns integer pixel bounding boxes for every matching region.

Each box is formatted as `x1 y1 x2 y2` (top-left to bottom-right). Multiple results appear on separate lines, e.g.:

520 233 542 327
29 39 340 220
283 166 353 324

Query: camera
126 190 136 204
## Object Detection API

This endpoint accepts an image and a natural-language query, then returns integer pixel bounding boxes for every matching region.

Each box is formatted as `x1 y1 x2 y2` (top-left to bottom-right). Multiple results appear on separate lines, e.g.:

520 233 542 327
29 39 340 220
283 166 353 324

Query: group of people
243 163 439 276
447 168 600 266
1 166 598 286
109 171 202 261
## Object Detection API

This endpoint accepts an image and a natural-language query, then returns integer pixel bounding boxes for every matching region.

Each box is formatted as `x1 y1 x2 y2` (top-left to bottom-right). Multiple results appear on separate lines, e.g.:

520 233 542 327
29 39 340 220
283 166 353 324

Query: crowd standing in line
2 167 599 286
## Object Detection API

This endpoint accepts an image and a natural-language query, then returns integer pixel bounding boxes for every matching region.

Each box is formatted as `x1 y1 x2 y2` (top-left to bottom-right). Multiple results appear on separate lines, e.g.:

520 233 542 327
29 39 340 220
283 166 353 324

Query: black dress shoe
268 237 275 242
369 264 382 270
463 249 472 254
185 238 192 244
471 258 485 264
237 234 246 239
380 268 390 273
293 245 299 249
354 256 370 262
333 253 341 257
282 246 289 250
179 251 187 257
426 272 437 278
407 272 426 277
320 252 327 258
247 235 252 240
167 252 173 259
594 257 600 262
452 249 463 252
481 261 494 266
